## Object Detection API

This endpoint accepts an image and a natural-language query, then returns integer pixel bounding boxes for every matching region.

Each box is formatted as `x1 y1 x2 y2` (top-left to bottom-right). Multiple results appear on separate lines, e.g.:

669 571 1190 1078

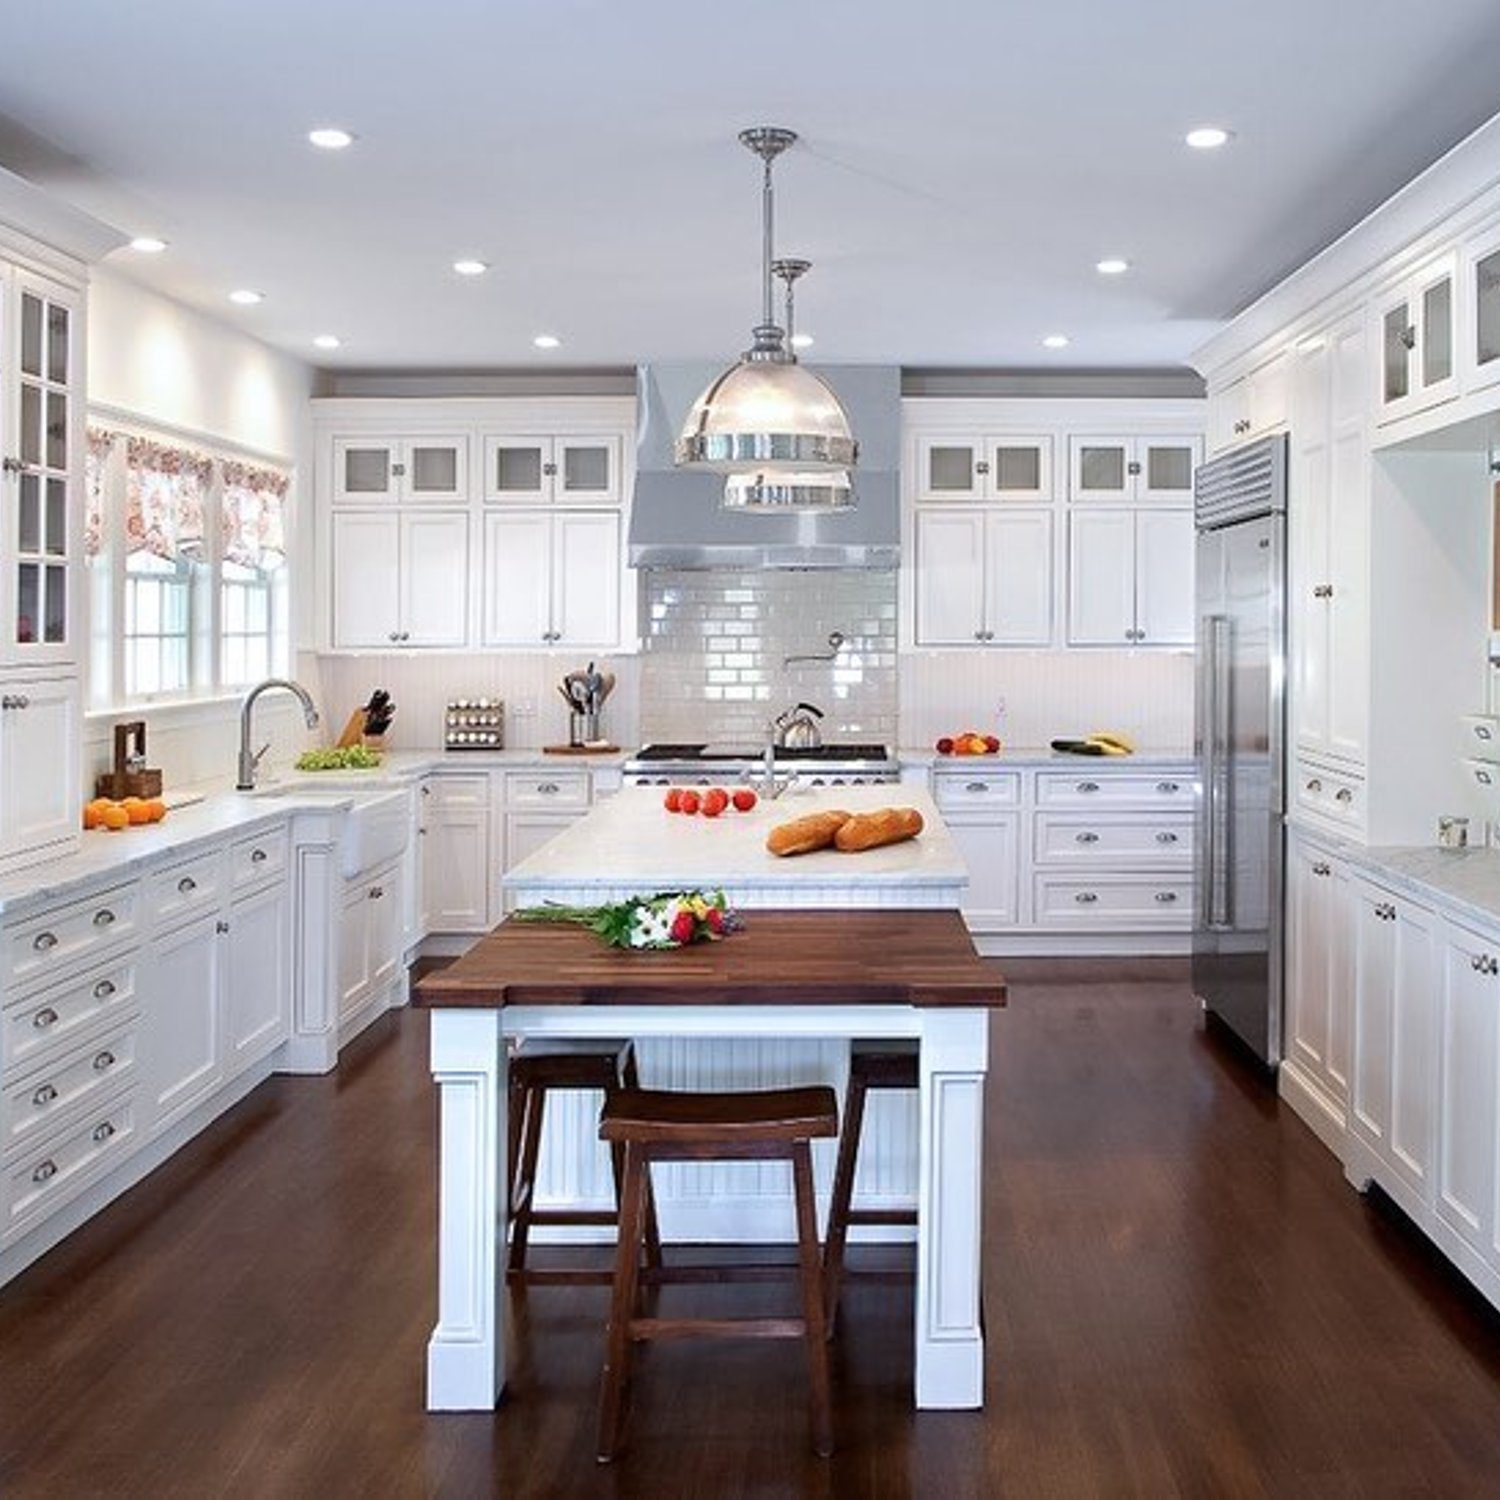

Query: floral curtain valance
84 427 116 558
125 435 213 564
221 460 289 574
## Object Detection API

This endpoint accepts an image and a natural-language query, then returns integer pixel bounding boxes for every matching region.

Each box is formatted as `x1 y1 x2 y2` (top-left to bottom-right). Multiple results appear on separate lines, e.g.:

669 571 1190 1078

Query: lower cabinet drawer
1034 814 1193 867
3 1091 137 1244
149 850 226 932
1033 874 1194 927
504 770 589 809
4 884 138 991
3 1021 138 1156
230 826 290 891
1293 760 1363 830
1035 770 1195 809
4 955 138 1079
932 770 1022 811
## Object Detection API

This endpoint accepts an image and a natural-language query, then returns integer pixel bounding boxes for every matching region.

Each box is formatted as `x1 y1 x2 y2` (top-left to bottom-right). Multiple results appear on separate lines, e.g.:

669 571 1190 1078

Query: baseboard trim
1278 1060 1347 1158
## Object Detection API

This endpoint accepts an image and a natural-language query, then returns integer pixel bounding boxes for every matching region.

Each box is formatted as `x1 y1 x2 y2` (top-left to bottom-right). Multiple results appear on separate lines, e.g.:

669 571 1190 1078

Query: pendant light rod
773 257 811 345
738 127 797 359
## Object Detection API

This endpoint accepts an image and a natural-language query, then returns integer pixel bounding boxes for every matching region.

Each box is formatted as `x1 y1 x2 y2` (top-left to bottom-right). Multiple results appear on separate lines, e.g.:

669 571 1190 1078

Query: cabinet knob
1127 461 1142 476
542 462 558 477
32 1006 58 1029
1 455 23 474
369 885 384 900
974 460 990 475
216 920 230 935
32 1083 57 1108
1312 862 1331 877
1398 325 1416 352
1155 891 1178 903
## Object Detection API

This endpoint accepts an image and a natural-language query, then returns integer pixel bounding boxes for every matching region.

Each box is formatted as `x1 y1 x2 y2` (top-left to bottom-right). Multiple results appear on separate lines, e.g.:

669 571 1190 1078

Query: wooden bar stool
507 1038 661 1284
596 1085 839 1462
823 1039 919 1332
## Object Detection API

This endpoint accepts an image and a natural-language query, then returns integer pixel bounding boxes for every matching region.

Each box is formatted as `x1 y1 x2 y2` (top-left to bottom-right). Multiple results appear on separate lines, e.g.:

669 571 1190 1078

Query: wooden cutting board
542 743 621 755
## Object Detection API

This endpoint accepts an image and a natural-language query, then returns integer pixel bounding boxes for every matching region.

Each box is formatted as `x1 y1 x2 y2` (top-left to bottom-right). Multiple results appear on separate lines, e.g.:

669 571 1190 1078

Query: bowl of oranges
84 795 168 832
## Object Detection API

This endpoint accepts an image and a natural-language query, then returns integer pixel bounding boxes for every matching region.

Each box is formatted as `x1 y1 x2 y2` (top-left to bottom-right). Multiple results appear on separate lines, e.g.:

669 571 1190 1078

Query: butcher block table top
414 909 1006 1010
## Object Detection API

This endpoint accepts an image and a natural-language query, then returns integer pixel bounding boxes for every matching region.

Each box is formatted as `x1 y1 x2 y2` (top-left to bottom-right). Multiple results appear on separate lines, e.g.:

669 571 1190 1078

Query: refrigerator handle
1207 614 1233 929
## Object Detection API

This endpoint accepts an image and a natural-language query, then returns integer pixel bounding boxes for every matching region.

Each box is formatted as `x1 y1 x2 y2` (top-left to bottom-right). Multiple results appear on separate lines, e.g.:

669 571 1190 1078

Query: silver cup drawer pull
536 782 559 795
966 782 990 794
32 931 58 952
94 979 117 999
1075 832 1100 844
251 848 269 864
92 1050 116 1072
93 909 116 928
1076 781 1100 794
177 876 197 894
32 1083 57 1108
1156 781 1181 794
1075 892 1099 904
1155 891 1179 904
1156 832 1179 844
33 1007 59 1030
32 1159 57 1184
91 1121 116 1144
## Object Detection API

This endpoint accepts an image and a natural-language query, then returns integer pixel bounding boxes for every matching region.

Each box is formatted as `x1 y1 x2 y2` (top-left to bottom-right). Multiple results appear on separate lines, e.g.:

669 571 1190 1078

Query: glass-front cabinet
481 433 621 504
3 269 81 664
1375 252 1456 424
331 436 468 504
1068 435 1199 505
913 435 1053 502
1463 216 1500 395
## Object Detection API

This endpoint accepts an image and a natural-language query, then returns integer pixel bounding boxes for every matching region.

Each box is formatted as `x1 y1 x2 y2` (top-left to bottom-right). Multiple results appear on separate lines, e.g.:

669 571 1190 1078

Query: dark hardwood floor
3 961 1500 1498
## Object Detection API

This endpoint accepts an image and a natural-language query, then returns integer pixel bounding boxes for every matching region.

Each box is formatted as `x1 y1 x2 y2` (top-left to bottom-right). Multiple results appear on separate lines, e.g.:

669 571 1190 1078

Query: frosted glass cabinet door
1068 436 1132 503
1066 510 1136 644
482 511 553 646
333 439 400 504
557 437 621 504
482 436 552 503
1136 439 1199 504
986 437 1052 502
400 512 470 646
1134 510 1195 646
405 439 468 502
331 512 401 647
983 511 1053 644
914 438 984 501
915 509 986 644
552 511 621 647
1465 218 1500 392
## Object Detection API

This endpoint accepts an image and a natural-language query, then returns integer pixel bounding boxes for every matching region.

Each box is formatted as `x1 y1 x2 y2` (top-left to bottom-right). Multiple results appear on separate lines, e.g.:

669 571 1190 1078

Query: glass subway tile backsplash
640 569 899 745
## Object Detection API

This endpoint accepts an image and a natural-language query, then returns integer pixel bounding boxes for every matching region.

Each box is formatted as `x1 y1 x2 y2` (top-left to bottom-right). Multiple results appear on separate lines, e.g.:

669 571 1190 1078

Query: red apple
732 788 758 812
679 790 701 815
984 735 1001 753
936 737 955 755
664 788 683 812
702 788 729 818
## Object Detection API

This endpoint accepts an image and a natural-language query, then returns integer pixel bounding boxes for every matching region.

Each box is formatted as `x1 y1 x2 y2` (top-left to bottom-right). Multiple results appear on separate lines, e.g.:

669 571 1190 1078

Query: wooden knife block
335 708 386 751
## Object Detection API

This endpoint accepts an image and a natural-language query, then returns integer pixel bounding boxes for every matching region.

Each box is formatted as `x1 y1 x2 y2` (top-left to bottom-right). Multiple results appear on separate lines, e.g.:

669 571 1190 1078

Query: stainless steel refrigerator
1193 435 1288 1066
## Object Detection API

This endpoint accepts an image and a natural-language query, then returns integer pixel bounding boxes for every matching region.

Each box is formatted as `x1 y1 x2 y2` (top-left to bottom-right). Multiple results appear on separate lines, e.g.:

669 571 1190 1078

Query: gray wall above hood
629 362 901 569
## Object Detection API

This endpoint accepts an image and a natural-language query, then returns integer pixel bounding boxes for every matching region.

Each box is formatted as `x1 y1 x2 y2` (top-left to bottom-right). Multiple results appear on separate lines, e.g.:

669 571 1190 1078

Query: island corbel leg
915 1007 989 1409
427 1008 507 1411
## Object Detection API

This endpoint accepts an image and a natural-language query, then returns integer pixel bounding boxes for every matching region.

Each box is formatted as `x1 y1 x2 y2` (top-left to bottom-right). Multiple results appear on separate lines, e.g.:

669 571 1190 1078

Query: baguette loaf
832 806 924 853
765 810 852 857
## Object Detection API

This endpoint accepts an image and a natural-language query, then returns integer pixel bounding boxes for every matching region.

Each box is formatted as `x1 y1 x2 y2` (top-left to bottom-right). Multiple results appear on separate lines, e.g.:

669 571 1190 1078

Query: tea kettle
772 701 824 751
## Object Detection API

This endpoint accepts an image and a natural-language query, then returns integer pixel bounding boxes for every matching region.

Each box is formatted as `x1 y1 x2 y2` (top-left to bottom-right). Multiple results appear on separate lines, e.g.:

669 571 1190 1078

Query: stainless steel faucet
237 678 320 790
755 722 796 801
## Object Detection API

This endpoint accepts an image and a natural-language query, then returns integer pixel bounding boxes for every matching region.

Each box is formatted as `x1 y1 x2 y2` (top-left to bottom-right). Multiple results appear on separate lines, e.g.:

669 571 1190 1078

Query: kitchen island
419 786 996 1415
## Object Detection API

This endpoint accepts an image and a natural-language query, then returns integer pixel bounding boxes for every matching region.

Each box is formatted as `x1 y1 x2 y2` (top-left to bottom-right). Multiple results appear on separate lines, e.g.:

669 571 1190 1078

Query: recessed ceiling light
1042 334 1070 349
129 236 167 254
790 333 814 350
313 334 342 350
1185 126 1232 150
532 333 561 350
228 289 264 306
308 127 355 151
452 259 488 277
1096 258 1130 276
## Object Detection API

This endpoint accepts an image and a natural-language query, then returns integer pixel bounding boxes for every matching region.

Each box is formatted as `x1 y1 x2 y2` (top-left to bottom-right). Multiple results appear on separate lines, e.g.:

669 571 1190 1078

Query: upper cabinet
331 437 468 504
482 434 621 505
3 269 83 666
913 435 1053 503
914 508 1053 647
1461 216 1500 396
1375 251 1456 425
1067 435 1200 505
1066 508 1194 647
1207 351 1289 454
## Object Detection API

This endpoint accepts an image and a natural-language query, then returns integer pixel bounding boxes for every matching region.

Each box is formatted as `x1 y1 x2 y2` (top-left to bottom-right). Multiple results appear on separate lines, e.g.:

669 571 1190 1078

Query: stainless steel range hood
629 362 900 569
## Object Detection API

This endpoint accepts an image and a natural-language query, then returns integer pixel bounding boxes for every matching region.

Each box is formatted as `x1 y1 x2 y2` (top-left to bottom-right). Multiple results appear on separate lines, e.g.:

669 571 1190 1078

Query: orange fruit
124 798 153 825
145 798 167 822
83 800 108 830
101 804 130 831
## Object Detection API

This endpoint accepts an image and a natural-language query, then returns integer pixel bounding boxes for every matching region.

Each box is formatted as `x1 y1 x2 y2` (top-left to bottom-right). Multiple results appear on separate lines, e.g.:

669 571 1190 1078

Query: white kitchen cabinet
1209 351 1289 453
1349 877 1437 1205
481 509 620 649
224 880 289 1070
502 811 584 912
1461 214 1500 395
914 508 1052 646
423 807 491 932
942 812 1021 930
1068 435 1199 504
1067 509 1193 647
331 436 468 504
336 879 372 1021
1290 312 1368 770
1282 834 1351 1126
335 860 403 1026
1375 252 1457 424
913 435 1052 503
0 672 79 867
145 913 224 1133
1434 920 1500 1260
331 510 469 648
482 434 621 505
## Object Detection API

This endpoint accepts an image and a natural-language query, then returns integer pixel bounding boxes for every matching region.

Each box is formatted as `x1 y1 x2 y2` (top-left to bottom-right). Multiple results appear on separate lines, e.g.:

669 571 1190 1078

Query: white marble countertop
898 745 1195 769
1330 840 1500 933
503 784 966 892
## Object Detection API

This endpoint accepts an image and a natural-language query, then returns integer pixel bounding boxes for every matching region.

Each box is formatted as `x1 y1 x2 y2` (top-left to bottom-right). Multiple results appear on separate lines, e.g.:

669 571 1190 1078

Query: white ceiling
4 0 1500 372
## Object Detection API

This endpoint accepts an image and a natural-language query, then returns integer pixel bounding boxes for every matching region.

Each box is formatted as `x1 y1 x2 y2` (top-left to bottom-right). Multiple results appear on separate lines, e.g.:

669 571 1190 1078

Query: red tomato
936 737 955 754
984 735 1001 753
732 788 757 813
702 788 729 818
664 789 682 812
679 790 701 815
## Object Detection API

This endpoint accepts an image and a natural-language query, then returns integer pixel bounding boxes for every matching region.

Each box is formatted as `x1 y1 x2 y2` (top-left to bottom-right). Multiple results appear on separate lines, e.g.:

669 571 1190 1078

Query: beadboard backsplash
313 652 642 751
639 570 899 745
900 649 1195 751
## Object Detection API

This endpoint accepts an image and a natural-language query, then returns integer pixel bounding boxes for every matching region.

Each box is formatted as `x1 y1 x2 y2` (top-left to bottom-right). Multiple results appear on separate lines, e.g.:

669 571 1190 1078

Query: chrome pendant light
676 126 858 510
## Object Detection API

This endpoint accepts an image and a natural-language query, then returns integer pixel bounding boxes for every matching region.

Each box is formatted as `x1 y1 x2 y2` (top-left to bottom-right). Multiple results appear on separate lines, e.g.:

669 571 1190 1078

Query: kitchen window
85 425 292 706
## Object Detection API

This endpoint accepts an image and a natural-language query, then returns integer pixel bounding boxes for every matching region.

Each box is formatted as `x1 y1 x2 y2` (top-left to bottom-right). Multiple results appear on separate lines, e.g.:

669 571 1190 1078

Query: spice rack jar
444 699 504 750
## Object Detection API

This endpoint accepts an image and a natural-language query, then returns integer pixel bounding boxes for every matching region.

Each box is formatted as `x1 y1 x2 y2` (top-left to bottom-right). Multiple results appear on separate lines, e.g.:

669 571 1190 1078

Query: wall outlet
513 697 536 718
995 696 1007 724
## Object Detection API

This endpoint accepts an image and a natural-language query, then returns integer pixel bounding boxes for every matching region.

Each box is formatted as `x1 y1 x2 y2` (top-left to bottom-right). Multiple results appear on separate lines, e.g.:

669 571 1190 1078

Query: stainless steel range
624 742 898 788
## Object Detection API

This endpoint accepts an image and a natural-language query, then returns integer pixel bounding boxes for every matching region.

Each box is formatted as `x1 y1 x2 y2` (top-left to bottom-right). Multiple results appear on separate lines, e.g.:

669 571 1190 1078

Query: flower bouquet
513 890 741 950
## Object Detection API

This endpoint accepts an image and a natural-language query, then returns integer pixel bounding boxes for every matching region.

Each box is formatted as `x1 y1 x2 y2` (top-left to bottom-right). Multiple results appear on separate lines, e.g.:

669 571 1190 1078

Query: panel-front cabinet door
146 915 224 1133
1387 895 1438 1204
400 511 469 646
551 510 621 647
1285 837 1336 1090
423 812 490 932
982 511 1052 645
502 813 584 913
942 812 1021 931
914 509 986 645
225 882 289 1072
1134 510 1195 646
1066 510 1136 645
1435 920 1500 1257
0 672 80 862
331 512 401 648
481 512 553 647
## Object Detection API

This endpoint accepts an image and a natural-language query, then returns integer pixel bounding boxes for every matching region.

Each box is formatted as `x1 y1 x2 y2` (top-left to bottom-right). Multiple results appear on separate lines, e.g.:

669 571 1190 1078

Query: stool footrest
845 1207 919 1226
528 1209 620 1226
630 1317 807 1343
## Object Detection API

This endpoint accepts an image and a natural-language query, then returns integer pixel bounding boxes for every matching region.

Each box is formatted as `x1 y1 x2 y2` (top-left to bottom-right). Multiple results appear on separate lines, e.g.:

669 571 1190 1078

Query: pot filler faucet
237 678 321 790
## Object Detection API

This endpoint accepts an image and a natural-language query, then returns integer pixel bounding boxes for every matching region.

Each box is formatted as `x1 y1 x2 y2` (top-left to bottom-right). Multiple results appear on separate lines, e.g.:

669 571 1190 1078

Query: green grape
295 745 383 772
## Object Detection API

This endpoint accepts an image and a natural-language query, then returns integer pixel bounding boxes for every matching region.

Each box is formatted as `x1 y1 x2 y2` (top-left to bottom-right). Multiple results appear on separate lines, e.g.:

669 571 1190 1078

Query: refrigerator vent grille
1195 436 1286 528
